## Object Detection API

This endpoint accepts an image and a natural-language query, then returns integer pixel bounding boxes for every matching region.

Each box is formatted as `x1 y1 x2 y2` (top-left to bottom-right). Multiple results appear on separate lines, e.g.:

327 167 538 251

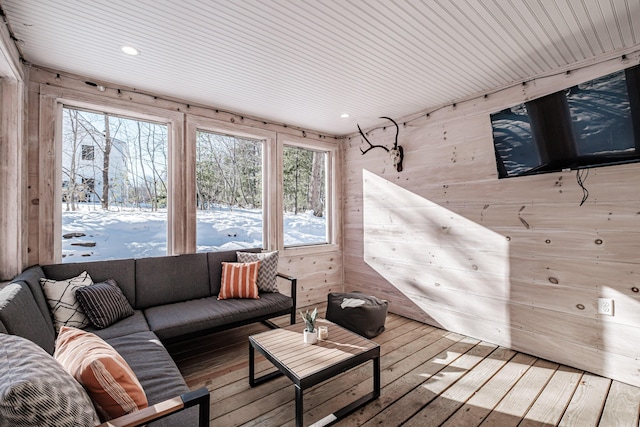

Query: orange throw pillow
54 326 148 421
218 261 261 300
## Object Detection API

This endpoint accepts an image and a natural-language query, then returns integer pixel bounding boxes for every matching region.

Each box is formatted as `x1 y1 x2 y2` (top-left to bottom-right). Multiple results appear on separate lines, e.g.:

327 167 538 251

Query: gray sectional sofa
0 248 297 427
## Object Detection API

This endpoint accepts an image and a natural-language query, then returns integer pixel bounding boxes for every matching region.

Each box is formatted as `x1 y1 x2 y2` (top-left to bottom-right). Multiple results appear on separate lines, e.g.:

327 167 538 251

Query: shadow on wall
361 169 512 348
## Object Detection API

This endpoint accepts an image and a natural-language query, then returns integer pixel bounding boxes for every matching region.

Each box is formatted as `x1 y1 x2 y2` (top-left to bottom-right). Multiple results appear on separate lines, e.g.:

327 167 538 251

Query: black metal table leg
249 340 285 387
295 385 303 427
373 355 381 398
249 342 256 387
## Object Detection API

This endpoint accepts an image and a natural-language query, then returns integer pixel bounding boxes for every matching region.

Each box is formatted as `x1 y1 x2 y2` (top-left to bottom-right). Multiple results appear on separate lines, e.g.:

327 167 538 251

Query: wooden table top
250 318 379 381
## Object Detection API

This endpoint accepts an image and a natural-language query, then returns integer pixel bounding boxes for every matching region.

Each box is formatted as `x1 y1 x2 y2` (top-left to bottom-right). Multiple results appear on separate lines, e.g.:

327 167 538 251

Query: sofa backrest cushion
10 265 53 332
135 253 210 309
207 248 260 295
0 282 56 354
43 259 136 307
0 318 7 334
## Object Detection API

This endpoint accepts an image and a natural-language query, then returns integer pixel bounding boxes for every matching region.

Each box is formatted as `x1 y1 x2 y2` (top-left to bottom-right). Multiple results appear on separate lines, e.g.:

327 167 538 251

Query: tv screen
491 65 640 178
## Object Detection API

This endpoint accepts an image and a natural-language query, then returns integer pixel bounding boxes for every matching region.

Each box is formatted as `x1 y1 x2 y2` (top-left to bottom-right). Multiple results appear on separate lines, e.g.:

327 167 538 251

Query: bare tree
135 121 153 209
145 123 167 209
62 109 81 211
101 114 112 209
309 151 324 217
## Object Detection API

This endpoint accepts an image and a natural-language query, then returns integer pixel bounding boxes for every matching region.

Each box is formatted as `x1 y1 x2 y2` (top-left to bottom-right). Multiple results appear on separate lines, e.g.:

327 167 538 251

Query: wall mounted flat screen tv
491 64 640 178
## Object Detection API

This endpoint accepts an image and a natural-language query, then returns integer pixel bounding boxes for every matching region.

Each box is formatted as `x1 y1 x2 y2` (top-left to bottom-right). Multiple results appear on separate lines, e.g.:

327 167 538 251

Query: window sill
281 243 340 256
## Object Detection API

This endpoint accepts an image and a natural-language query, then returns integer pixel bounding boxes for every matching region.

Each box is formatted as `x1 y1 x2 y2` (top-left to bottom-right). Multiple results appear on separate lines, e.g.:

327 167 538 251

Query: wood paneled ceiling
2 0 639 135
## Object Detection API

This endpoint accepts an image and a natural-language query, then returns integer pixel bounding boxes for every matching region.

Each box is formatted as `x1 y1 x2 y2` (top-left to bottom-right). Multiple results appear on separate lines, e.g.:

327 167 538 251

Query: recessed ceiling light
340 113 350 118
121 46 139 56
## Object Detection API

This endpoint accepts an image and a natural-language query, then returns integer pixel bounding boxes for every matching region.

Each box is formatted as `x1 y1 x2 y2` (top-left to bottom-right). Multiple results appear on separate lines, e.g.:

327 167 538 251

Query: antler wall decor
358 116 404 172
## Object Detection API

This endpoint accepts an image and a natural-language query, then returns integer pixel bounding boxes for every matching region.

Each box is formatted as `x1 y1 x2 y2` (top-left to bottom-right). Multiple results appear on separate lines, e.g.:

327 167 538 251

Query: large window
282 145 329 247
50 104 337 264
61 107 168 262
191 119 337 253
195 130 264 251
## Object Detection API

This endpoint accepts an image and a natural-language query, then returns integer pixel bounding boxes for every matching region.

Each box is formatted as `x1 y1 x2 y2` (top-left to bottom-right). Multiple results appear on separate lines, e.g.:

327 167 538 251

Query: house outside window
81 144 94 161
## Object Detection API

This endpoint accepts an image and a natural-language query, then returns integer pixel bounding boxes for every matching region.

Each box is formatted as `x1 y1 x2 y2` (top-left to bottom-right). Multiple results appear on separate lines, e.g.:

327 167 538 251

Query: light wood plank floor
167 307 640 427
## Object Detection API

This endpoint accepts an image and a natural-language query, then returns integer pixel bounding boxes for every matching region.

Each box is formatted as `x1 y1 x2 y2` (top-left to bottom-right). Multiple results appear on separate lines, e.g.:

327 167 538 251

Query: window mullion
272 135 284 251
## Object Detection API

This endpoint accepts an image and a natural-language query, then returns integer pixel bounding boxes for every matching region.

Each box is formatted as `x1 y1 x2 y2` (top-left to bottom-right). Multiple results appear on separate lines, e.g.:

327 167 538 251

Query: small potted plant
300 307 318 344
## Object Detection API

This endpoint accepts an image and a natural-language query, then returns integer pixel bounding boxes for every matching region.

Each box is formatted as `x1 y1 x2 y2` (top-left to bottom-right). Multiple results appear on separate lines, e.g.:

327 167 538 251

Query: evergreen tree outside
282 145 327 245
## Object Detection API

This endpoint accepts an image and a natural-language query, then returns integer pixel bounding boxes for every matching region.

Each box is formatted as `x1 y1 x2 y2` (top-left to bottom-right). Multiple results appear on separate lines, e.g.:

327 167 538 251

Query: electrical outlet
598 298 614 316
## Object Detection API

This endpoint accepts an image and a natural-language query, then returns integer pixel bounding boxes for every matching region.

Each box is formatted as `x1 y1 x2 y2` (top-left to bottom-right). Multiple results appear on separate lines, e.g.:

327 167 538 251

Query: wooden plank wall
0 78 24 280
0 18 26 281
24 67 342 307
343 50 640 387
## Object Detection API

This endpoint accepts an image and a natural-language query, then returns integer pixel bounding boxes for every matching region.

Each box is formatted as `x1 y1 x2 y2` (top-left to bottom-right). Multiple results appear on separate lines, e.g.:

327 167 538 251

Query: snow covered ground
62 204 327 262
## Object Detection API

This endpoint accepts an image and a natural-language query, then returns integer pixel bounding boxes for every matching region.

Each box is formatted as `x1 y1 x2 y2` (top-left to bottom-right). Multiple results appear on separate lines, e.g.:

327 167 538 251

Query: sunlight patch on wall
362 170 512 346
599 286 640 378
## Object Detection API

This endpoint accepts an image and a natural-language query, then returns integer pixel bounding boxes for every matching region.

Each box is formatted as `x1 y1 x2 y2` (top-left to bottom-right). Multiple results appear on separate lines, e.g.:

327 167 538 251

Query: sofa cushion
218 261 260 300
207 248 260 295
0 333 100 427
43 259 136 308
0 283 56 354
105 331 197 427
144 293 293 340
55 326 148 421
40 271 93 332
86 310 149 341
76 279 134 328
10 266 53 333
0 319 6 334
136 253 210 309
237 250 279 292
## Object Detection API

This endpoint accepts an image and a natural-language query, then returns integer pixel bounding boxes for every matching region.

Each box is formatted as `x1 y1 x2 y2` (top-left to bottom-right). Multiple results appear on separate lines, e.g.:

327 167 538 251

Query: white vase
303 329 318 344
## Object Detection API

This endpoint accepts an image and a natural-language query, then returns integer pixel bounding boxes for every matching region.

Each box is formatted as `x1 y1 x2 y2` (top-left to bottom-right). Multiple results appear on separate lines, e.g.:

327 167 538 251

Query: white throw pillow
40 271 93 332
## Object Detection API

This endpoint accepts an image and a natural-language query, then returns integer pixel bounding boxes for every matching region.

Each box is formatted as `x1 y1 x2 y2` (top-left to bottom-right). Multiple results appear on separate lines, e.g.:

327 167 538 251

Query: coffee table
249 319 381 427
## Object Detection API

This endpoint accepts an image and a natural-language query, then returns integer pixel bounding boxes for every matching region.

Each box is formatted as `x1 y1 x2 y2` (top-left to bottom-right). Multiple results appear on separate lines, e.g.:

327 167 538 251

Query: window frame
39 87 339 264
186 115 278 252
276 133 339 255
39 86 184 264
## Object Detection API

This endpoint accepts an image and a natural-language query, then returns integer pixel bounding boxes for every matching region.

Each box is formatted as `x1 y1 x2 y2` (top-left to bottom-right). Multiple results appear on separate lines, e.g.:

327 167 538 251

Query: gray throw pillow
75 279 134 329
0 333 100 427
237 251 279 292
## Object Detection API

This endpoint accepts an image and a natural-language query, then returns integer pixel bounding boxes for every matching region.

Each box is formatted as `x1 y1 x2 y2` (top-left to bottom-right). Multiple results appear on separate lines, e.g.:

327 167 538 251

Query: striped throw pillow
54 326 148 421
75 279 134 329
218 261 261 300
